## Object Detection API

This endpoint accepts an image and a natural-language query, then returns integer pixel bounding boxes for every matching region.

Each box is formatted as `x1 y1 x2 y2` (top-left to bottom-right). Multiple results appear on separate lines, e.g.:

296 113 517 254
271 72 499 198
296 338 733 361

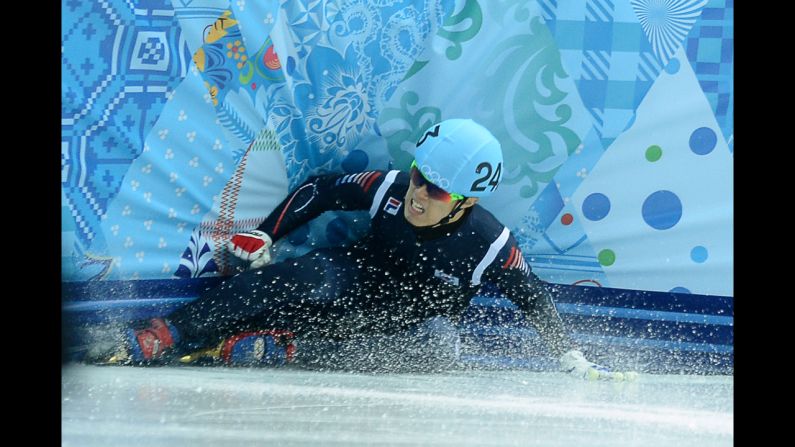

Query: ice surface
62 364 732 446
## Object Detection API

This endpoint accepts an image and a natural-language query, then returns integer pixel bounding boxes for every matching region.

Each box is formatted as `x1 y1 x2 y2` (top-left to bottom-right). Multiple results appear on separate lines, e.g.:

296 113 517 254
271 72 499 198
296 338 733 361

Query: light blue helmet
414 119 503 198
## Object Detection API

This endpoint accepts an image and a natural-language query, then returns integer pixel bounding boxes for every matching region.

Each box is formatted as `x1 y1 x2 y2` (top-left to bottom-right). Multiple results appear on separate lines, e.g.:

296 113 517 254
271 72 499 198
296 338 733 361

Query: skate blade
179 345 223 364
91 350 132 366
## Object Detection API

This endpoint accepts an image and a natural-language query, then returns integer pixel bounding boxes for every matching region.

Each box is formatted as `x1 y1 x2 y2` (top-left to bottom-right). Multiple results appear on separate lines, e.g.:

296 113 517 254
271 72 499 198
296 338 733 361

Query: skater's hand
559 349 638 381
227 230 273 268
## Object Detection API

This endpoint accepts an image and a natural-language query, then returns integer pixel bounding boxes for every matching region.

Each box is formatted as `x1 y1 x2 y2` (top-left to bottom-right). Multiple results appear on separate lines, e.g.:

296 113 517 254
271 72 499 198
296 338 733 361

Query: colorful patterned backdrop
62 0 733 297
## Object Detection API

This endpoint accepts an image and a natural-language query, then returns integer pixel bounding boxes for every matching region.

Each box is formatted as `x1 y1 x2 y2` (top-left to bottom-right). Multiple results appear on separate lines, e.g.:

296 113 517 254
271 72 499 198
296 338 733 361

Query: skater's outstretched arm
228 170 390 267
259 171 388 241
483 237 637 381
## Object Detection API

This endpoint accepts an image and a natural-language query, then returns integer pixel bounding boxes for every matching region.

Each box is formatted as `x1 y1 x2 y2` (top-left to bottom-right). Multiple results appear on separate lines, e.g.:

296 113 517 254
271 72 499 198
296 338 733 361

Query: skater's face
404 166 477 227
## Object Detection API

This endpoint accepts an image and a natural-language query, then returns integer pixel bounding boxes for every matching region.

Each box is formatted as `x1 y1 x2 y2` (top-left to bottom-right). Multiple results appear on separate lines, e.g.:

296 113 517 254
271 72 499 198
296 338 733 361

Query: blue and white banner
62 0 733 298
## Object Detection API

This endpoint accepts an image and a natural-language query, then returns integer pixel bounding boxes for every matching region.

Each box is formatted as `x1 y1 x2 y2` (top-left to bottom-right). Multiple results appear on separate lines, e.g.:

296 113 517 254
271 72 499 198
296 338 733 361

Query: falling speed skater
78 119 636 381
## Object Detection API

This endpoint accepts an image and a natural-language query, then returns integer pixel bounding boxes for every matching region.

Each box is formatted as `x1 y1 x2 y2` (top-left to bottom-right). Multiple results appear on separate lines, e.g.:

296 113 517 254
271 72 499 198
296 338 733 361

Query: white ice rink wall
62 0 733 373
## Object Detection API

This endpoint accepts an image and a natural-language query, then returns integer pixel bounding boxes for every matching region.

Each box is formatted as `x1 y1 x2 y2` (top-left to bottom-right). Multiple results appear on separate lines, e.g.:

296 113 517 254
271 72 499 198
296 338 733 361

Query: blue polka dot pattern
689 127 717 155
582 193 611 221
690 246 708 263
665 57 680 74
642 190 682 230
341 149 369 173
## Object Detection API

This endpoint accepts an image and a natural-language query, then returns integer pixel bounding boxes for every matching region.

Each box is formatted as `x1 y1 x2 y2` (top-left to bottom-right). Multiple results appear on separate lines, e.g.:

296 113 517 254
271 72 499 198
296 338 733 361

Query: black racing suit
167 170 574 363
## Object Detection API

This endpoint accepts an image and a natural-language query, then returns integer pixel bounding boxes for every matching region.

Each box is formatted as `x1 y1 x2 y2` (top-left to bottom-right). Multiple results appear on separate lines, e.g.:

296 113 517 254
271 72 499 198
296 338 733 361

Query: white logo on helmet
420 164 450 190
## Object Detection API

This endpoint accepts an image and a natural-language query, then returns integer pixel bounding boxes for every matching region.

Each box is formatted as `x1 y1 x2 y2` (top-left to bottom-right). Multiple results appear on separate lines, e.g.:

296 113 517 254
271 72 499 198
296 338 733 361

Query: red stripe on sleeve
362 171 383 193
271 190 300 236
503 246 517 269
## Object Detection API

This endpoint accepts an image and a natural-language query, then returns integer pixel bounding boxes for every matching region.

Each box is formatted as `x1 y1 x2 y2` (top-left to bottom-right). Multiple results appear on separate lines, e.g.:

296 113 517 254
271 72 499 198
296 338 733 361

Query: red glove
227 230 273 268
